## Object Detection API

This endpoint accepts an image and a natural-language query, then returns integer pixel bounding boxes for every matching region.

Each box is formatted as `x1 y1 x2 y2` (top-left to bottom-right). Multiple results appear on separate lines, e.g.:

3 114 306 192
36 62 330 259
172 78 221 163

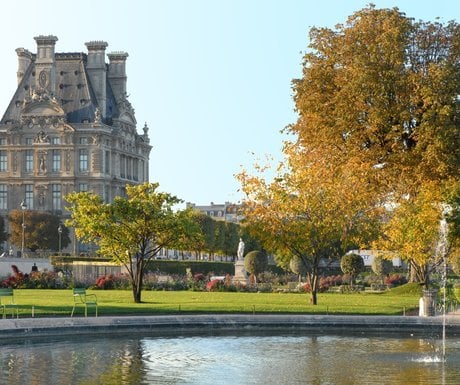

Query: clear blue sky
0 1 456 207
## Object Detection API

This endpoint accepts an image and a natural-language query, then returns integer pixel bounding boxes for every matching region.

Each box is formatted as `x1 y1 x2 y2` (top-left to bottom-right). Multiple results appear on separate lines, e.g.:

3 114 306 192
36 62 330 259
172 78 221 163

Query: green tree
211 221 226 260
184 213 241 260
340 253 365 287
221 221 240 259
65 183 199 303
171 211 205 260
8 210 70 252
243 250 268 284
188 212 215 260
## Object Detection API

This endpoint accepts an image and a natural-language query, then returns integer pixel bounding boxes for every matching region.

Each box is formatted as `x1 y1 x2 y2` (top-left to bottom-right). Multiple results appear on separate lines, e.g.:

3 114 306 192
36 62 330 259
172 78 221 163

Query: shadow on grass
14 304 183 318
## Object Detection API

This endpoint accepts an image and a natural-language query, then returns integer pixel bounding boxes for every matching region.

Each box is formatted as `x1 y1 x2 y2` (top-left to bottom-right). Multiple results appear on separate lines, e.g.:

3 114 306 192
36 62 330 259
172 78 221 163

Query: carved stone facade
0 36 151 254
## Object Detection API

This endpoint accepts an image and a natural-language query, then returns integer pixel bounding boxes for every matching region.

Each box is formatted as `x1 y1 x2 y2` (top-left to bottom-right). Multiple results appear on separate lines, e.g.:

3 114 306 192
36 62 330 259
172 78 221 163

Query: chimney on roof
107 52 128 102
16 48 32 85
85 41 108 118
34 35 58 94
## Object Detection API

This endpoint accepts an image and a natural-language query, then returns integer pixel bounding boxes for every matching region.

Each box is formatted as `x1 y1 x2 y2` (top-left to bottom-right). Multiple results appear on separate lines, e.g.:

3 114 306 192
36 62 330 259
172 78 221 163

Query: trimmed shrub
371 256 393 282
340 254 364 286
289 256 310 282
244 250 268 283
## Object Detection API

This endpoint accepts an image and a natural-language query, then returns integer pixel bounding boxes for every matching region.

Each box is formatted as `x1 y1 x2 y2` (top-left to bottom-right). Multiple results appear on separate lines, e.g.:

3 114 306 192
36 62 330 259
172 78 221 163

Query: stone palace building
0 35 151 254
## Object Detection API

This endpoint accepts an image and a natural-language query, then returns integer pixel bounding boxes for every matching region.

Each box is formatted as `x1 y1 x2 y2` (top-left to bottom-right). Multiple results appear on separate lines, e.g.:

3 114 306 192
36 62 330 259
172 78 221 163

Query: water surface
1 333 459 385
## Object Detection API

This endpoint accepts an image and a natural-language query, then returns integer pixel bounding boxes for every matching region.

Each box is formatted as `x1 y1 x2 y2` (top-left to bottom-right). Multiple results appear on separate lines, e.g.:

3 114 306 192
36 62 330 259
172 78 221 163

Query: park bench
0 288 19 319
71 288 98 317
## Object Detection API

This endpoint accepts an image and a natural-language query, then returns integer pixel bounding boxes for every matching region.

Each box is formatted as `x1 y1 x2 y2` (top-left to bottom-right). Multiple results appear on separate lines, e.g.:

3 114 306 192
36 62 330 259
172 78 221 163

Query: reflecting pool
1 333 460 385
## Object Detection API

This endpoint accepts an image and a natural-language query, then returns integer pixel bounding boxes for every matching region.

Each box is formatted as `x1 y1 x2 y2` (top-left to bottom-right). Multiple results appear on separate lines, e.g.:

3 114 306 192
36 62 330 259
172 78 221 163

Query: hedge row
49 255 293 276
146 260 235 275
50 255 112 264
50 255 235 276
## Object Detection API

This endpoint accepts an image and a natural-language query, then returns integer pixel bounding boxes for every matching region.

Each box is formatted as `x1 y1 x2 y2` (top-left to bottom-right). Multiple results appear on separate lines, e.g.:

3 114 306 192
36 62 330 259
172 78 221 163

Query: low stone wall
0 314 459 341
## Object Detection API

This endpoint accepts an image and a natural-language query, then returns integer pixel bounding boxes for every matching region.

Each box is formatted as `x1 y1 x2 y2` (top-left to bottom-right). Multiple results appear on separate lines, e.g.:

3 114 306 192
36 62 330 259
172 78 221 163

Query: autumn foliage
237 5 460 304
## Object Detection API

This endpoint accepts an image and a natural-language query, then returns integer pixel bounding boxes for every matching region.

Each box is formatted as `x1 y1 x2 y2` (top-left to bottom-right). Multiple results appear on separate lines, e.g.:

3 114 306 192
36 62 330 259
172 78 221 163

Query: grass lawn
10 286 421 318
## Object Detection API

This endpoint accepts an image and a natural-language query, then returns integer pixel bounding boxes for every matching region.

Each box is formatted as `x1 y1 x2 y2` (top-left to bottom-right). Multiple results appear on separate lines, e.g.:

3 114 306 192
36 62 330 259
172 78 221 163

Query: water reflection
1 334 459 385
0 339 147 385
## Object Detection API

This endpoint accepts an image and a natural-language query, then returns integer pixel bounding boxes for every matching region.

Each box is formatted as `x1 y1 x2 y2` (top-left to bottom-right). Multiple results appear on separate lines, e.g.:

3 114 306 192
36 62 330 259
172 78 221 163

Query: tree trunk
132 259 144 303
310 273 318 305
307 271 318 305
133 284 142 303
311 289 318 305
409 260 429 287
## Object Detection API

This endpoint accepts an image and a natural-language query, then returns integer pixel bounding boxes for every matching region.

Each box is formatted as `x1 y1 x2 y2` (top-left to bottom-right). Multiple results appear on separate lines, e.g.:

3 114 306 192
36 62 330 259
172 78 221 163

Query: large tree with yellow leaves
289 6 460 283
238 5 460 298
291 6 460 193
237 147 382 305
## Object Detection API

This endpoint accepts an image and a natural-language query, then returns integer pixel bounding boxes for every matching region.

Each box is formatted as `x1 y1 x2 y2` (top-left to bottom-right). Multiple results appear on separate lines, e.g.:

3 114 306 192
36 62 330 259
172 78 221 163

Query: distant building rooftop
186 201 242 222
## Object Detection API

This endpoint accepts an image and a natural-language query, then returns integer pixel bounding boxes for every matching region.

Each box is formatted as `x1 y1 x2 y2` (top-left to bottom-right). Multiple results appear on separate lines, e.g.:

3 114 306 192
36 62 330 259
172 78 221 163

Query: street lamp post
58 224 63 257
20 200 27 257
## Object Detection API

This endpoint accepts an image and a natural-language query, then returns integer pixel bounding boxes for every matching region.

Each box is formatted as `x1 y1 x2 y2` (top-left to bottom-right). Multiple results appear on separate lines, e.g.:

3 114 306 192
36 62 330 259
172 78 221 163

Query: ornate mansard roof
2 53 116 126
0 37 141 134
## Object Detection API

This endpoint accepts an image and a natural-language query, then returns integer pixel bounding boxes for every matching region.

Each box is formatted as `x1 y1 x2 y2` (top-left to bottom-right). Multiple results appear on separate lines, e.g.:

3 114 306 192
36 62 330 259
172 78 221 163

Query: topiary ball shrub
289 255 310 281
340 253 364 286
244 250 268 283
371 256 393 277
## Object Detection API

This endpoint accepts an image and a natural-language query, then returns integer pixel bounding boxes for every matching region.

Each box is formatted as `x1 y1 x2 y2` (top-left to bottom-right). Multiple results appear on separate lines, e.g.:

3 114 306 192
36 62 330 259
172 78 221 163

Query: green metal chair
71 288 98 317
0 288 19 319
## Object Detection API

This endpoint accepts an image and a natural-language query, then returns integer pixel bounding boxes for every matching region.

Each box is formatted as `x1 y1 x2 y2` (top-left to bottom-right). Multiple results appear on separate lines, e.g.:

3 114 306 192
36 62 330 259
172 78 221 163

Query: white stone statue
237 238 245 261
39 153 47 173
94 107 101 123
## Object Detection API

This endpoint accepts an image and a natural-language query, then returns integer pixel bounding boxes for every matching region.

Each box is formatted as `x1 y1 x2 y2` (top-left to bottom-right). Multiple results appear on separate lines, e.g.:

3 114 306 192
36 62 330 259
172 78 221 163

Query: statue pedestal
234 260 248 284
